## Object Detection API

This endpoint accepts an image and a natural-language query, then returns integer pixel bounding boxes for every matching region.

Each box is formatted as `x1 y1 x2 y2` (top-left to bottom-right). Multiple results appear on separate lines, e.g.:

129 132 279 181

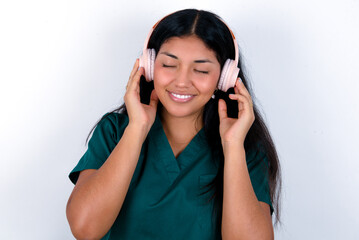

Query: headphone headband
142 14 239 66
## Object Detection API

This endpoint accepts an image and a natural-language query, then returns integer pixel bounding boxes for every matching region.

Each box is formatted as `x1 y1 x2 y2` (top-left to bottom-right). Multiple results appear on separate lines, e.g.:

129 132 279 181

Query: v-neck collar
148 113 208 183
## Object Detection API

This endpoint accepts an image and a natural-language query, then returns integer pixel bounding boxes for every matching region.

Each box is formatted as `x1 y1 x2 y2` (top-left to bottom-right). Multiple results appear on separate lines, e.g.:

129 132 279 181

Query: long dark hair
86 9 281 227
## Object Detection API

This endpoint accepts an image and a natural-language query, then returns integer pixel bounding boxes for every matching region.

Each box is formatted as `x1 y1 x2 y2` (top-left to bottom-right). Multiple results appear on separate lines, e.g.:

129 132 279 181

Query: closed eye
162 64 175 68
195 69 209 74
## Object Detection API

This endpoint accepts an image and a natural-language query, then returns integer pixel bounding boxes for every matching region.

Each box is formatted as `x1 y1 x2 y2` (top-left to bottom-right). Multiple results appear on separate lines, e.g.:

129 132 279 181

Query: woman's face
153 35 221 120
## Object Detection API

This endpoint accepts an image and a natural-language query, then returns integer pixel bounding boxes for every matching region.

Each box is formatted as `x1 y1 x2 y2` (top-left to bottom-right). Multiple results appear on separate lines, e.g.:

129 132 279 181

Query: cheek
153 73 170 101
195 74 220 93
193 81 216 96
153 62 172 86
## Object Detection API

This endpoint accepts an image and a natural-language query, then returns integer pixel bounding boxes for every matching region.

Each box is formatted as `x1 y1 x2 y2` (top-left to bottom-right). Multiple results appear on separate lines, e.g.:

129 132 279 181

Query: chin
161 105 203 119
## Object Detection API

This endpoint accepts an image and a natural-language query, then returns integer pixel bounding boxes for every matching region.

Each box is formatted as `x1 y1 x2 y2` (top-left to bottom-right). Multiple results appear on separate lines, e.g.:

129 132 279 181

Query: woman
66 9 281 240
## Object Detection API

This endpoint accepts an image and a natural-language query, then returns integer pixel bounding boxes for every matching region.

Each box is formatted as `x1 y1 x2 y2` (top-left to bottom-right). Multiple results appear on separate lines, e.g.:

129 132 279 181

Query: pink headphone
139 15 240 92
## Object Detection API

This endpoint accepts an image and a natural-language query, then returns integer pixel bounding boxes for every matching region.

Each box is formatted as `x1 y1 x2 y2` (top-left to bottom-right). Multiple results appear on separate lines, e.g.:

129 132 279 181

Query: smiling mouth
168 91 195 102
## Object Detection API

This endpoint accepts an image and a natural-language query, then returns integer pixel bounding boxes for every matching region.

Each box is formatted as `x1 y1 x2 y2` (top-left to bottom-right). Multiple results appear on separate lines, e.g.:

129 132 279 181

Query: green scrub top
69 112 273 240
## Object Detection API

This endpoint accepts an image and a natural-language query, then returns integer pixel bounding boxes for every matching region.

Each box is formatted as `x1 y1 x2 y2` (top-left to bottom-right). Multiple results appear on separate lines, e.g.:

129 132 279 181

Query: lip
167 91 195 103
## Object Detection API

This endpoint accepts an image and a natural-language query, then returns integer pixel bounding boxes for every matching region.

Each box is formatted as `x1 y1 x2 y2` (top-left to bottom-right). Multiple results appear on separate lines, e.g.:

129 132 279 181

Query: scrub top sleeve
247 148 274 215
69 112 129 185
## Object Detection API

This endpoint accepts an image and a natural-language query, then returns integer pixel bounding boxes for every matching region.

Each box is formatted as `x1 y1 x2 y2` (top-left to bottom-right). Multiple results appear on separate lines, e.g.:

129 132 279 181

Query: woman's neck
160 109 203 145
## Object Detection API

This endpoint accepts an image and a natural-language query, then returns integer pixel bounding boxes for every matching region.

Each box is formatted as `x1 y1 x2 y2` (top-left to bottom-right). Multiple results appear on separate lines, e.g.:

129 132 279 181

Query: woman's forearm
66 123 148 240
221 143 274 240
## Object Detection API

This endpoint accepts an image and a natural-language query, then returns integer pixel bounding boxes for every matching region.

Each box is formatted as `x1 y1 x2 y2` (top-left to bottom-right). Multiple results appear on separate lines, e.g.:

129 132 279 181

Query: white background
1 0 358 239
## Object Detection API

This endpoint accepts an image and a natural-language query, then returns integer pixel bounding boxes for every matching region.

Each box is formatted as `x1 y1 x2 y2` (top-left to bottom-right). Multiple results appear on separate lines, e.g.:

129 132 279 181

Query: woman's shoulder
95 111 129 140
98 111 129 127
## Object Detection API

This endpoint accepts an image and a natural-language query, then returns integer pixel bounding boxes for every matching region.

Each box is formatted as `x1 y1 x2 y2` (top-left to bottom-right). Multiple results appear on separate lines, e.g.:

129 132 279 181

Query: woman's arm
66 59 159 240
66 124 148 240
218 79 274 239
221 143 274 240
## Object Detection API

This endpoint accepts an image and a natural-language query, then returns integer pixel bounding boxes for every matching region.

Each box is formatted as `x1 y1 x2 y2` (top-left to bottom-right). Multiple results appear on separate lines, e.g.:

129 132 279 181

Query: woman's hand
124 59 159 133
218 78 255 146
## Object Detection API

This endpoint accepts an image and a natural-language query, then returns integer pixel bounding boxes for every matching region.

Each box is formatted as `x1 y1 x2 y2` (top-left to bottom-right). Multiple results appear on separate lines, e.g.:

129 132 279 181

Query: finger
127 59 140 90
231 82 251 106
229 93 243 112
229 94 253 112
129 59 139 81
149 89 159 109
232 86 243 110
218 99 228 121
234 83 239 94
127 67 144 92
236 78 252 100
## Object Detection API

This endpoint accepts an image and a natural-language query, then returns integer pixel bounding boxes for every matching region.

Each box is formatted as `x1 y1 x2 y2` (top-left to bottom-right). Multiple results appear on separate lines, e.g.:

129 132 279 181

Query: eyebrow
159 51 214 63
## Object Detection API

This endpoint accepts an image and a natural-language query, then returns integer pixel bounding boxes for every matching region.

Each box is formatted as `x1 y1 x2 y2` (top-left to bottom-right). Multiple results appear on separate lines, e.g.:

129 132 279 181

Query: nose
174 66 192 88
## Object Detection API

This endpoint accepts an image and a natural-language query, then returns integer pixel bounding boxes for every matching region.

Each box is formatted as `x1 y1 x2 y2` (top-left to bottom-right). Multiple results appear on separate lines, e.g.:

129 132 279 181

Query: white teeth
171 92 192 99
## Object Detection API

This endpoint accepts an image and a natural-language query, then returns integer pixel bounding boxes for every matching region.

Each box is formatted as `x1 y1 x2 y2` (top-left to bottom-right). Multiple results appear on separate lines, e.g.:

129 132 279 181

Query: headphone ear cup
218 59 231 91
139 50 148 81
148 48 156 81
218 59 240 92
139 49 156 82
